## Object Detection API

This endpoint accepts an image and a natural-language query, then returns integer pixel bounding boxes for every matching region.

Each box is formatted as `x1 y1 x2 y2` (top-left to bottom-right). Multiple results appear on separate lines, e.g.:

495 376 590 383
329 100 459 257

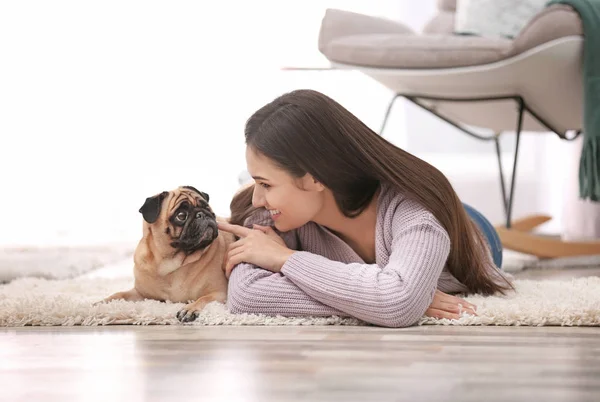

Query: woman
218 89 513 328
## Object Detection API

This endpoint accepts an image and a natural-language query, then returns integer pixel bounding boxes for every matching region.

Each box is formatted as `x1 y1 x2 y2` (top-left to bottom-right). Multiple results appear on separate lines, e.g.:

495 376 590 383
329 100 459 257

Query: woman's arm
227 211 450 328
226 262 348 317
225 209 348 317
280 215 449 327
280 213 449 327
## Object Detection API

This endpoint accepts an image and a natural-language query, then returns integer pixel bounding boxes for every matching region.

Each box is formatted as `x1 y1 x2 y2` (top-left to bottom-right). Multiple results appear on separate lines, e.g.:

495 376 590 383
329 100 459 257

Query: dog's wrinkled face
139 186 218 255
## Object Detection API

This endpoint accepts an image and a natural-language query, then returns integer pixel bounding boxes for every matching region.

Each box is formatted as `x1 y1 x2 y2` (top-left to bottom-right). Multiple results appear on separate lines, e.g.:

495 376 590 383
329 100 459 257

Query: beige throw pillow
455 0 548 38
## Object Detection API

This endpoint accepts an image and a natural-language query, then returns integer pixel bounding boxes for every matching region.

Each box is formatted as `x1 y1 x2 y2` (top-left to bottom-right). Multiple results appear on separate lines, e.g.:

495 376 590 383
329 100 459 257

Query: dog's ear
183 185 209 202
139 191 169 223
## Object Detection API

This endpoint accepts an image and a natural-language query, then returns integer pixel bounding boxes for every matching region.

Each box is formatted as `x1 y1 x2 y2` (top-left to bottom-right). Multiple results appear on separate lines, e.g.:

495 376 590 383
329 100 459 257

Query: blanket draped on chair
547 0 600 201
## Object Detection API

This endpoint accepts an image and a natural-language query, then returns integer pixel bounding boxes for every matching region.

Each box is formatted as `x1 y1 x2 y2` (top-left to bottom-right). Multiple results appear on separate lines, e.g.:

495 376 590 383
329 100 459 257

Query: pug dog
100 186 235 323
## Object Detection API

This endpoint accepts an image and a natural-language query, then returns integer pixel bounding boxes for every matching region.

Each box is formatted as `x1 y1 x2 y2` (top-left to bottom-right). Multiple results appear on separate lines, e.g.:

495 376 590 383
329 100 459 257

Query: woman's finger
252 224 280 240
431 298 471 314
438 300 477 316
226 246 245 266
218 221 253 238
252 224 287 246
455 299 477 313
226 238 247 254
437 290 477 312
425 308 460 320
448 294 476 310
252 224 272 233
435 301 460 313
225 252 247 279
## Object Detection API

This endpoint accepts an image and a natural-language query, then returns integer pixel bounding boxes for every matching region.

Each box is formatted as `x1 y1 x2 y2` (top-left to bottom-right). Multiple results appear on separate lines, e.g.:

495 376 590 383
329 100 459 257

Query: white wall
0 1 405 247
0 0 577 247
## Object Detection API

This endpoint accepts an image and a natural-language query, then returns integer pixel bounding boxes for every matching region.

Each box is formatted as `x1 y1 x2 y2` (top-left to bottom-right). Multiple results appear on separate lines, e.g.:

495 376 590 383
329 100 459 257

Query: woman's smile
268 209 282 220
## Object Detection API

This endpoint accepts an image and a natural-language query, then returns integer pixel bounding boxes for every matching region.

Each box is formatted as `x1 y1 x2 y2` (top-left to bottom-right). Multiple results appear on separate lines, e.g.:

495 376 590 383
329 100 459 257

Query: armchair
318 0 600 258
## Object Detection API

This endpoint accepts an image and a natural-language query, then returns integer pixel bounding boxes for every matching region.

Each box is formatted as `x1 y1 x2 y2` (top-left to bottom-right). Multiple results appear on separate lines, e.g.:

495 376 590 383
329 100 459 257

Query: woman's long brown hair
230 89 513 295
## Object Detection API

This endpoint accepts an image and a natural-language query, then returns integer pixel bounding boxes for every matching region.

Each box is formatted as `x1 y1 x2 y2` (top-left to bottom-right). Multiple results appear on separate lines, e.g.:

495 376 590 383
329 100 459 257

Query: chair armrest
318 9 414 55
512 4 583 55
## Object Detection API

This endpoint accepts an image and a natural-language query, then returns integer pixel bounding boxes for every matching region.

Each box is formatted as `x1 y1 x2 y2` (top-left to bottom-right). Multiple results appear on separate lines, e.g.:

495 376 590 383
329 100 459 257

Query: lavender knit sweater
226 183 510 327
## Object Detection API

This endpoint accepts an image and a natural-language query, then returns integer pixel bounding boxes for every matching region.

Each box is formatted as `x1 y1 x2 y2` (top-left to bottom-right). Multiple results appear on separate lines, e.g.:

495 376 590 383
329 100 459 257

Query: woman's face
245 146 323 232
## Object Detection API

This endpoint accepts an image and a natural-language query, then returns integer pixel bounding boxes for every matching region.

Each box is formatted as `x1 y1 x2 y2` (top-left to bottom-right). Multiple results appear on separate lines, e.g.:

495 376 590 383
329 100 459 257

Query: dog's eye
176 212 187 221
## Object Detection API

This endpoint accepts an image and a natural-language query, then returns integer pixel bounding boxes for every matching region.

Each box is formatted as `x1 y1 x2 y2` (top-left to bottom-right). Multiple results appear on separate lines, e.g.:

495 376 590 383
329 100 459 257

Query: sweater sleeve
225 209 348 317
226 206 451 328
226 262 348 317
280 213 450 328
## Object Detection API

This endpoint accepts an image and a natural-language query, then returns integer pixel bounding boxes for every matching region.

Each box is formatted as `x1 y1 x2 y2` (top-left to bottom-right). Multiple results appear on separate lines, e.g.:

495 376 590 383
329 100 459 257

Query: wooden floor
2 268 600 402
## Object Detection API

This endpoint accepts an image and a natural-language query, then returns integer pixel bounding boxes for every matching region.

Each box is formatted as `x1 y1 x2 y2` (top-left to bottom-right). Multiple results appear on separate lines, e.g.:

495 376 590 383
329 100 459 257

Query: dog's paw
176 305 200 323
176 294 223 323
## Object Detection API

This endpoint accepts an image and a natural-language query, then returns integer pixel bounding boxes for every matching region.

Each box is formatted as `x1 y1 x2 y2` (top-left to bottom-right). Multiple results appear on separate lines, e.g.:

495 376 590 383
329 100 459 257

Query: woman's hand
425 290 477 320
217 222 295 278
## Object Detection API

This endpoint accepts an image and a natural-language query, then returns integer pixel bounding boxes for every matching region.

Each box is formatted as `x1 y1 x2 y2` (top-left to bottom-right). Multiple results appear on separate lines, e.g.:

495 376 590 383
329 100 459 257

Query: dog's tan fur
100 186 235 322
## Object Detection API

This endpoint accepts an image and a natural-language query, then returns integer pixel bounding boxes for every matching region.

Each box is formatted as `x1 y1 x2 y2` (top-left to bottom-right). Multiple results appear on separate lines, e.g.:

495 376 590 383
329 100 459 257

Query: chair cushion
318 8 414 53
454 0 548 39
319 5 582 69
321 34 512 69
511 4 583 55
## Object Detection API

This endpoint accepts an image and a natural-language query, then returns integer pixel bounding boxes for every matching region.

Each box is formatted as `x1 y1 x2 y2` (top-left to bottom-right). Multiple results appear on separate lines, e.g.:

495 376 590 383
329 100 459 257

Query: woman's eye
176 212 187 221
260 183 270 189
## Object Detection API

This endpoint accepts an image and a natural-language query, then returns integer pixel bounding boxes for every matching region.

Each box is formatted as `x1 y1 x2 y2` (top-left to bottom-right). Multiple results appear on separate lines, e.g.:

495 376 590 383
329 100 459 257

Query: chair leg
494 97 524 229
379 94 401 136
377 94 599 258
399 95 525 228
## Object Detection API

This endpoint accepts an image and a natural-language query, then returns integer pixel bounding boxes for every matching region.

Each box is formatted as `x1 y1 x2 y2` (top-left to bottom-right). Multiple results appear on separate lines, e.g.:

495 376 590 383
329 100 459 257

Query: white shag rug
1 275 599 327
0 244 134 283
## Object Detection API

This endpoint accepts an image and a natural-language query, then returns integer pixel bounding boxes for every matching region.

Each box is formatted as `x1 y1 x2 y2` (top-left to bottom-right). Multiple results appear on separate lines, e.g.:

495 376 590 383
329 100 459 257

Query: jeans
462 203 503 269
